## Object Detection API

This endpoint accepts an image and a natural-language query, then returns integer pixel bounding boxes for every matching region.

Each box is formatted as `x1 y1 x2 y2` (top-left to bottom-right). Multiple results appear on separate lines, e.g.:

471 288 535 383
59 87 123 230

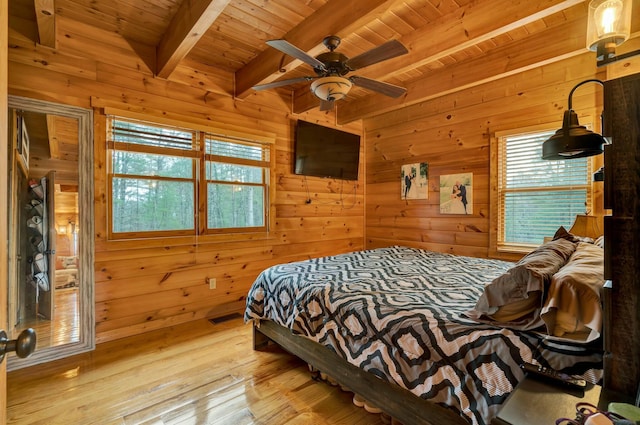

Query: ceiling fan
252 35 409 111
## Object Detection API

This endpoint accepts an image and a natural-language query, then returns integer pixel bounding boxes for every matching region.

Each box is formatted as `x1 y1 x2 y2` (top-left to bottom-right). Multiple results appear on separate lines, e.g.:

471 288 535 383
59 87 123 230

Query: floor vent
208 313 243 325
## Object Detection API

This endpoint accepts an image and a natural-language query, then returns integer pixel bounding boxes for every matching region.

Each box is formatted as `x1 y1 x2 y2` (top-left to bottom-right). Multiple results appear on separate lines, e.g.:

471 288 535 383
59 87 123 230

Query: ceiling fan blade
266 39 327 71
345 39 408 70
252 76 314 91
350 76 406 98
319 99 335 111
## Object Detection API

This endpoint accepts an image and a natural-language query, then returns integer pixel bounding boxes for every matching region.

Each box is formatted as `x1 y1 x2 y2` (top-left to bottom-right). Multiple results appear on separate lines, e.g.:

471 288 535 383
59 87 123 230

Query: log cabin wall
364 51 611 261
8 7 364 343
8 1 639 345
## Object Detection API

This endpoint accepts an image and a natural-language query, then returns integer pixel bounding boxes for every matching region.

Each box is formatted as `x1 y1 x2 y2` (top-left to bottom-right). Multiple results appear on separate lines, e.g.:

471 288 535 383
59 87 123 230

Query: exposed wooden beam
336 15 590 124
293 0 585 115
156 0 231 80
34 0 56 48
234 0 402 99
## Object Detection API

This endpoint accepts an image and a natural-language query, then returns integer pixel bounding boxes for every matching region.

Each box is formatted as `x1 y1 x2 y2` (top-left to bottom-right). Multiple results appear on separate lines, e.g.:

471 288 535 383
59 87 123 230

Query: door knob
0 328 37 363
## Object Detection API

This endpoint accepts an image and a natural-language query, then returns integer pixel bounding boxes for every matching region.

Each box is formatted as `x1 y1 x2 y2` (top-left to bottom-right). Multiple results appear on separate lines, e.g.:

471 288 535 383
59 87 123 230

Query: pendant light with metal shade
541 79 608 160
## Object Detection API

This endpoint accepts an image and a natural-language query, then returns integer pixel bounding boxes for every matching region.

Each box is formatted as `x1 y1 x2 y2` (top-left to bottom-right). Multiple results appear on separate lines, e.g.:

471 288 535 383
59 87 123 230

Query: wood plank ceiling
25 0 640 123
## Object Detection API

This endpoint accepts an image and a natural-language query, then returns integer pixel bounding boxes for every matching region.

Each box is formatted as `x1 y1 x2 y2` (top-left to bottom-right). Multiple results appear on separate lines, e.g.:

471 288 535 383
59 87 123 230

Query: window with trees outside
495 128 592 252
107 117 271 239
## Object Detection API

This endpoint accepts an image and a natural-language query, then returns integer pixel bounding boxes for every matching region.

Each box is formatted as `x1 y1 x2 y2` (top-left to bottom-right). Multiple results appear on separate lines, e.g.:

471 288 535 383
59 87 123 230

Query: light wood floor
19 287 79 348
6 316 388 425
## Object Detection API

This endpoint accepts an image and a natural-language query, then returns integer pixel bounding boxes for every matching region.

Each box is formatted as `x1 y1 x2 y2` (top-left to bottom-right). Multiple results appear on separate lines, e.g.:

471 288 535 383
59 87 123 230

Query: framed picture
401 162 428 200
440 173 473 214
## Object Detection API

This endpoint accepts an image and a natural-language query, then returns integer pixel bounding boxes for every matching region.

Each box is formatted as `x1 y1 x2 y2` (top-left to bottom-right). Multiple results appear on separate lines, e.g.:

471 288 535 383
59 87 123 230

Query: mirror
6 96 94 370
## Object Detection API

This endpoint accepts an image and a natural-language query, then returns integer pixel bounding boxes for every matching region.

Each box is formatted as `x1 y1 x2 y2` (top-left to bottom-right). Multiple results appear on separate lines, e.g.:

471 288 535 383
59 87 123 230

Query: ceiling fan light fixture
310 76 352 101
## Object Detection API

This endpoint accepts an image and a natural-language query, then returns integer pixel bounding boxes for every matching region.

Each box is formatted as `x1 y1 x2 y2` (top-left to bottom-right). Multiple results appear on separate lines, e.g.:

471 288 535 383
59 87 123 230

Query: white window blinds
497 130 592 249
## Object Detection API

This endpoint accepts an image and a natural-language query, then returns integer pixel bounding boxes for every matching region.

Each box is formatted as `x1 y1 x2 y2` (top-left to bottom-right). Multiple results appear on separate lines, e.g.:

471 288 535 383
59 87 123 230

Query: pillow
59 256 78 269
594 235 604 249
540 242 605 342
488 296 541 323
466 238 576 329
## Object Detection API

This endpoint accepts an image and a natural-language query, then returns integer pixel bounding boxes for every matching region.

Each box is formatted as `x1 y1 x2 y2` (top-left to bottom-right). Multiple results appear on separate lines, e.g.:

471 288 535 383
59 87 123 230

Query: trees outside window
108 118 270 238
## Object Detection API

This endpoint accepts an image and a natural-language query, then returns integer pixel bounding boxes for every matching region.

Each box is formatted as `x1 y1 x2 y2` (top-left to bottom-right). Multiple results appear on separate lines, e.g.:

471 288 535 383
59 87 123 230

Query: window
495 128 592 251
107 117 270 238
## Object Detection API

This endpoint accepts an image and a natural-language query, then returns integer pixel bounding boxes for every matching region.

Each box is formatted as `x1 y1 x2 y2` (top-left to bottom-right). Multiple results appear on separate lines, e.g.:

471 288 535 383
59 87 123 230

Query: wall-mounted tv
294 120 361 180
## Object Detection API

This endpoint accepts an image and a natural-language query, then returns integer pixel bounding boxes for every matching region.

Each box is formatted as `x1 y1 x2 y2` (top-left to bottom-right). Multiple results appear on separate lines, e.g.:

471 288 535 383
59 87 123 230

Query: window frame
200 134 271 235
106 115 273 240
490 122 595 256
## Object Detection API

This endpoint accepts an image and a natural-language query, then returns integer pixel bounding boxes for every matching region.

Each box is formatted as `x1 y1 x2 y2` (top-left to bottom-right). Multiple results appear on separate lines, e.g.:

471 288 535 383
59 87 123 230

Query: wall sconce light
587 0 639 66
542 79 607 160
310 76 352 101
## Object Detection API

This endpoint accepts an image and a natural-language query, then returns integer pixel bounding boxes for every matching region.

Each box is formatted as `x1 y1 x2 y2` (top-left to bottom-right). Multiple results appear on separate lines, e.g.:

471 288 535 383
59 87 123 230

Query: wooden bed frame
253 320 468 425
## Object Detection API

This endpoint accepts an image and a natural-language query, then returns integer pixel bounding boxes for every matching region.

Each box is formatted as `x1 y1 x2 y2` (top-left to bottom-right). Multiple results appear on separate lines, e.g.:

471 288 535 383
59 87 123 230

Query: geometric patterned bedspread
244 246 603 425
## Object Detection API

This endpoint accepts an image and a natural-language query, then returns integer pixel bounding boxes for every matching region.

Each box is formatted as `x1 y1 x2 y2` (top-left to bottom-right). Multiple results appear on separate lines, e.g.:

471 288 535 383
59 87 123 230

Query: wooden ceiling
18 0 640 123
20 110 79 187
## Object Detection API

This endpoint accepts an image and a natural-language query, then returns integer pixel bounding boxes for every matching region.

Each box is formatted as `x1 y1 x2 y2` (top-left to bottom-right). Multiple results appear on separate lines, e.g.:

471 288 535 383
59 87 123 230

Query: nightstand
493 376 603 425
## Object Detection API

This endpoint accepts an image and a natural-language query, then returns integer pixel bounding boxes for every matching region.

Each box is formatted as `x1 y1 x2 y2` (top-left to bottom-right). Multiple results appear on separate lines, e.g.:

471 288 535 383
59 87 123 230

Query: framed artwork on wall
401 162 428 200
440 172 473 214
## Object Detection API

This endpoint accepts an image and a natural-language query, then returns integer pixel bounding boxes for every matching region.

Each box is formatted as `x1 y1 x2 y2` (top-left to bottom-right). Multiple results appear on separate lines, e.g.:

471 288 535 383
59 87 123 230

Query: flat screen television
294 120 361 180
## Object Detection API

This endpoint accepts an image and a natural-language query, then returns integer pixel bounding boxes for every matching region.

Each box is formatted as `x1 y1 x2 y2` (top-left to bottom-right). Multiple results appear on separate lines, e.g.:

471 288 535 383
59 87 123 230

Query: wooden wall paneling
167 58 234 95
8 62 95 107
8 5 365 343
7 33 96 80
275 225 364 244
267 240 365 269
95 62 221 107
363 53 599 134
605 38 640 81
94 248 274 287
365 85 600 150
56 16 155 74
364 52 604 259
275 216 364 235
93 113 108 245
95 279 254 323
94 300 240 343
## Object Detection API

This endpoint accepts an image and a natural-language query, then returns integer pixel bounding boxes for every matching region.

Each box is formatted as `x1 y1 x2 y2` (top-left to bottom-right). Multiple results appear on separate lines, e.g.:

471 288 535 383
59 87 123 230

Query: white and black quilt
244 246 603 425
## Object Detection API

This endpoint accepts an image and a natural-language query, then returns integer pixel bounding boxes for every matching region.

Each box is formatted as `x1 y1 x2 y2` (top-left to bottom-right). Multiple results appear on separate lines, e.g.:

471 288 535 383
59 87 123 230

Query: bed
54 255 79 289
244 240 605 425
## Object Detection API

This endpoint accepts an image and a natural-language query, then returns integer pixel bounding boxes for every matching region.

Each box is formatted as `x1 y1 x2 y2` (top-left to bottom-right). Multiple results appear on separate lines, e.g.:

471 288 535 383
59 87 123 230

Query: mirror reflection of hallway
7 108 80 350
7 96 94 371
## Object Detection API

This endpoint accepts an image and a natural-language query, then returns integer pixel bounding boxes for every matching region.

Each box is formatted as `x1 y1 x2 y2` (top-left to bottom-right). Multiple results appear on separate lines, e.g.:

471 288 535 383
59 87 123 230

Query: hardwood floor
6 316 389 425
18 287 79 348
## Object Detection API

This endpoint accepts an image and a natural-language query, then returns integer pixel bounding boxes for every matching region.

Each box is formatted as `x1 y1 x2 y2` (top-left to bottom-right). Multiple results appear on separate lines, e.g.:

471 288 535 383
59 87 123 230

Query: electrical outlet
208 278 217 289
